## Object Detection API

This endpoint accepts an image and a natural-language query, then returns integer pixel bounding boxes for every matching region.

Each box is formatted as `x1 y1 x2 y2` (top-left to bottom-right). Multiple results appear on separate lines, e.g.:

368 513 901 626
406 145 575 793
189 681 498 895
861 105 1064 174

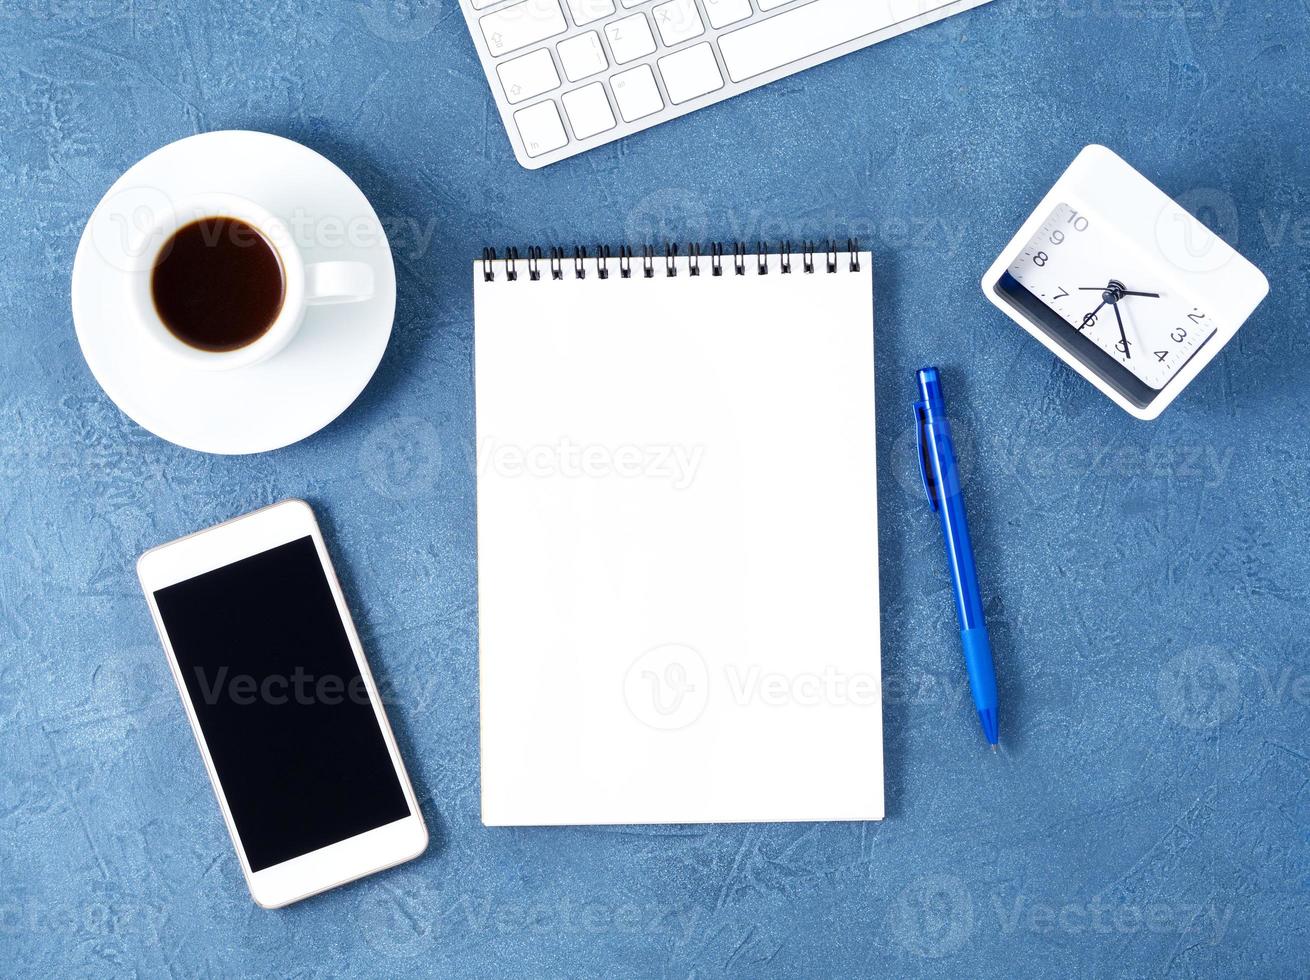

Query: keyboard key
610 63 664 121
562 83 617 139
620 0 651 5
703 0 751 28
497 48 561 104
652 0 704 45
657 42 723 104
719 0 908 82
514 100 568 156
564 0 615 25
756 0 794 9
557 30 608 82
481 0 567 57
604 13 657 64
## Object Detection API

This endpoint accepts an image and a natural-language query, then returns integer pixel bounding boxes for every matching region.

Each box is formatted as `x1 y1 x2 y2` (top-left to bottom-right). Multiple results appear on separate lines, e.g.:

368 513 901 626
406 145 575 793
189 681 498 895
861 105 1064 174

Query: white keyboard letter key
610 63 664 121
719 0 907 82
557 30 609 82
562 83 617 139
657 42 723 104
514 100 569 157
565 0 616 26
481 0 568 58
604 13 658 64
652 0 704 46
703 0 751 29
497 48 561 104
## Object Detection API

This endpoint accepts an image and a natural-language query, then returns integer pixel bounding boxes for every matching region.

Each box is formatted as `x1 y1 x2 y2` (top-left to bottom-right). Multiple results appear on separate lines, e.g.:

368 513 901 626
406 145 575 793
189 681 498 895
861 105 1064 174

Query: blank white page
474 250 881 826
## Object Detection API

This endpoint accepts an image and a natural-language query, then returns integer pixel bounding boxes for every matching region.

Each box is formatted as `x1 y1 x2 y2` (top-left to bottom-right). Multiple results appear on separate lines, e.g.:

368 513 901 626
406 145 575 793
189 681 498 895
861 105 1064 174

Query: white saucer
71 131 396 455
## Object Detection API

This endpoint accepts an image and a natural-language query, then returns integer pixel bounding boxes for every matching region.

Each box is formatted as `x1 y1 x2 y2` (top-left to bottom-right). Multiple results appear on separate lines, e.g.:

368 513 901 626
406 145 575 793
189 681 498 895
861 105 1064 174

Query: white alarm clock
982 145 1268 420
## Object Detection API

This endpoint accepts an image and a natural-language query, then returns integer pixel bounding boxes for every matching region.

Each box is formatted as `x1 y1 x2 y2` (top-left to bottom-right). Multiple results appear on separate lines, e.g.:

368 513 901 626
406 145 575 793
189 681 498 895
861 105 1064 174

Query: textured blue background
2 1 1308 976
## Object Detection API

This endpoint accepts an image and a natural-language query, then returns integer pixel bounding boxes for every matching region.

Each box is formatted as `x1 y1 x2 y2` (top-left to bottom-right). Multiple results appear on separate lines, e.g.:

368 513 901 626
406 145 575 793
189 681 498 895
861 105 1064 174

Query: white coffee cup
123 191 374 371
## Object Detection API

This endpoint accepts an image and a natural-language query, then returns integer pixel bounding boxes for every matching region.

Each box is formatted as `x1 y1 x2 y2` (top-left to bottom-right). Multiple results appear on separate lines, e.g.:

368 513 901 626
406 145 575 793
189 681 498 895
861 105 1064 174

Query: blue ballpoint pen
914 367 1001 749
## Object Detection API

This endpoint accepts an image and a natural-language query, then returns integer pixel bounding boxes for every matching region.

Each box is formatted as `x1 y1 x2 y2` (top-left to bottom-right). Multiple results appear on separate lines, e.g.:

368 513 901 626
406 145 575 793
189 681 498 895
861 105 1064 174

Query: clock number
1188 311 1207 324
1079 313 1097 331
1155 351 1170 363
1050 230 1065 246
1116 339 1132 356
1065 210 1090 232
1171 327 1188 343
1033 251 1049 267
1053 287 1069 301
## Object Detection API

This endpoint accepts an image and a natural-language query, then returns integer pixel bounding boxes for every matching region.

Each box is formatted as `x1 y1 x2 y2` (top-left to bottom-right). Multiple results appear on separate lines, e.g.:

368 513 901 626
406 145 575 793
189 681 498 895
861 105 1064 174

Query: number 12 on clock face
1007 203 1217 392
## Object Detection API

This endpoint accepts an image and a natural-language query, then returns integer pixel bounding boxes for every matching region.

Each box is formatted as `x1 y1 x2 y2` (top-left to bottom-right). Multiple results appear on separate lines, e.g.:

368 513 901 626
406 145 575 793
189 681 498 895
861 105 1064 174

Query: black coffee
151 217 285 352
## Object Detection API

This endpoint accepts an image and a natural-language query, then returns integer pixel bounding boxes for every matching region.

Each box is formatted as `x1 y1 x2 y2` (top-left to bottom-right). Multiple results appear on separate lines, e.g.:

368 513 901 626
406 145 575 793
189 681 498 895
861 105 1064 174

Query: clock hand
1078 286 1160 299
1112 302 1132 360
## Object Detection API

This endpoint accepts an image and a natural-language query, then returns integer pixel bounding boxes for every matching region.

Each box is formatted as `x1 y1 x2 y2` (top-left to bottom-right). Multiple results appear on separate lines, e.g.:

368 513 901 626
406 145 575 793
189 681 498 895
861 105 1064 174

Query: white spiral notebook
474 243 882 826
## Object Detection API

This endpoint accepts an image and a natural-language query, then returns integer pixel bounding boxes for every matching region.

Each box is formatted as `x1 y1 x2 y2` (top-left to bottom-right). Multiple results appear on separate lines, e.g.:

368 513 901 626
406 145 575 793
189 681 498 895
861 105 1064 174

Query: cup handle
304 261 375 306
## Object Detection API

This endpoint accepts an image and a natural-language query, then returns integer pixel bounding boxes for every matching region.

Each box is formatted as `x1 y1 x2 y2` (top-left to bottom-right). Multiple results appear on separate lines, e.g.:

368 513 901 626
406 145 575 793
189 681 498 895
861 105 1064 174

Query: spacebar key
719 0 910 83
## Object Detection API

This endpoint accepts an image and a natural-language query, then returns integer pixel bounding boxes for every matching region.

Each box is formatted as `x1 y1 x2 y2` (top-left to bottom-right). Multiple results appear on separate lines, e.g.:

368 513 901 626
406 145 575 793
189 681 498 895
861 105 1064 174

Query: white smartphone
137 499 428 908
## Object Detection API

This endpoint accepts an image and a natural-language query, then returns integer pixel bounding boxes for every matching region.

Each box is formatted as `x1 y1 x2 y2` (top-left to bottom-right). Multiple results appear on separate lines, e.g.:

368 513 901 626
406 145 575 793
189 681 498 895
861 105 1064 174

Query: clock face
1006 202 1219 390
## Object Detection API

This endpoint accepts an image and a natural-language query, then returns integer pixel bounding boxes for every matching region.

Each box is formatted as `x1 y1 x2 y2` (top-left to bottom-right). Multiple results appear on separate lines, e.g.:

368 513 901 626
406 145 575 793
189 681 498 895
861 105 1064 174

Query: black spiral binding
478 240 862 281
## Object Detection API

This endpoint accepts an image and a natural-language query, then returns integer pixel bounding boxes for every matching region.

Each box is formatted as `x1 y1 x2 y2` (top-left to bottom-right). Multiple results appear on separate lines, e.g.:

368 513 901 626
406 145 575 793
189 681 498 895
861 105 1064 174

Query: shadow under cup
151 216 287 353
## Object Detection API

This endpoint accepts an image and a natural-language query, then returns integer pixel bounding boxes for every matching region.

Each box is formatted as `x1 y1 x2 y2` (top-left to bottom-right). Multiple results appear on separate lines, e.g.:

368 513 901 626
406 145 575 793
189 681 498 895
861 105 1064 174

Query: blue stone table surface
2 1 1308 977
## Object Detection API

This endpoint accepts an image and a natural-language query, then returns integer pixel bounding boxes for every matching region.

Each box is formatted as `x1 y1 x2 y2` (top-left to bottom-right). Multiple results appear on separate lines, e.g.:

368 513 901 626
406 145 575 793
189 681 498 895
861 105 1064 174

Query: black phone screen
152 536 411 872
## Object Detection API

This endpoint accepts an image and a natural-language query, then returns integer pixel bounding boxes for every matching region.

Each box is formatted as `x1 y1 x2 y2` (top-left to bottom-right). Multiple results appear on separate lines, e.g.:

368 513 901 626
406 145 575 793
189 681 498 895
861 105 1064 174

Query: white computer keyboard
459 0 993 169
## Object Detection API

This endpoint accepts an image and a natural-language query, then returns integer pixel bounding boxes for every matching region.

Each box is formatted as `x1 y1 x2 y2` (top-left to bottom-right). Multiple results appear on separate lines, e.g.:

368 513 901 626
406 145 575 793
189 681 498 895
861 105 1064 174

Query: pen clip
914 401 940 513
